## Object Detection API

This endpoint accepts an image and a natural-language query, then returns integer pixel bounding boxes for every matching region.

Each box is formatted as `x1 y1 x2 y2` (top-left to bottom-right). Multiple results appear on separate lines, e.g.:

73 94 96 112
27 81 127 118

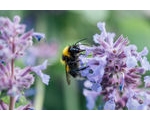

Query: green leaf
15 95 29 108
0 90 8 99
1 96 10 105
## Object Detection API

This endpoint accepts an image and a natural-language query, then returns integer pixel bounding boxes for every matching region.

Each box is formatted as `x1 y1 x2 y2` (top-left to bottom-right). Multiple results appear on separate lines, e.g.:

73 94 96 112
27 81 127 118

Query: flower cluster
0 16 50 110
79 22 150 110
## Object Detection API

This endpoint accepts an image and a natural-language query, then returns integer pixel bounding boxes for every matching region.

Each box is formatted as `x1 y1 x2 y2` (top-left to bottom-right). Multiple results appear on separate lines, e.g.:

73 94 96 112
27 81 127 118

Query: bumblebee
61 39 87 85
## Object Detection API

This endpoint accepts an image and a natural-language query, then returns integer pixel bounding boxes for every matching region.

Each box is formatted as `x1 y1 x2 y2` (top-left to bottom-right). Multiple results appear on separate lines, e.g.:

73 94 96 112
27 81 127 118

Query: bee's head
69 44 82 54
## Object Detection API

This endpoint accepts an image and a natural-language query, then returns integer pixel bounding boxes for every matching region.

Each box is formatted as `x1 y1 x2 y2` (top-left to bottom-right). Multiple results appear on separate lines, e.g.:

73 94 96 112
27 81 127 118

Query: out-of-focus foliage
1 10 150 109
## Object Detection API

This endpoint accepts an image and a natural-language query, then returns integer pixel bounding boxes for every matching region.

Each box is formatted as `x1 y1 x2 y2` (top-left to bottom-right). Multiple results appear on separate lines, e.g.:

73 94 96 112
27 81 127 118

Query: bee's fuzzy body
62 42 85 85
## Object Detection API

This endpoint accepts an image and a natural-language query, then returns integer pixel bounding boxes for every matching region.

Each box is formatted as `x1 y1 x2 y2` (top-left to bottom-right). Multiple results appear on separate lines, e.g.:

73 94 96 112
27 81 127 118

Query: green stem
63 78 80 110
33 14 48 110
34 79 45 110
9 41 15 110
9 97 15 110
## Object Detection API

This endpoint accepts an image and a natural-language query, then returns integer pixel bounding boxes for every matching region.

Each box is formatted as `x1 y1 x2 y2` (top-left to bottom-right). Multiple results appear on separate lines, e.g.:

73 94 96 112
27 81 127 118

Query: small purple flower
126 89 150 110
79 21 150 110
126 96 140 110
141 57 150 71
83 89 99 110
91 83 102 92
31 60 50 85
32 32 45 41
126 56 137 68
104 99 115 110
80 56 107 83
139 47 148 56
144 76 150 88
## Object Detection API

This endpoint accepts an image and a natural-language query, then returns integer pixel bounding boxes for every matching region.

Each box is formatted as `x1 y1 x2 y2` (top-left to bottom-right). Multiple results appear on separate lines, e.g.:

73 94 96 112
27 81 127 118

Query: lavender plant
24 41 58 109
0 16 50 110
79 22 150 110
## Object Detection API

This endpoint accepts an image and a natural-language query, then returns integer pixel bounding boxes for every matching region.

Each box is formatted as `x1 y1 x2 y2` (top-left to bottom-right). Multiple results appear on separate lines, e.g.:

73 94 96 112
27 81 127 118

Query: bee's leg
76 66 89 71
79 49 85 52
69 70 78 78
69 66 89 77
69 66 89 78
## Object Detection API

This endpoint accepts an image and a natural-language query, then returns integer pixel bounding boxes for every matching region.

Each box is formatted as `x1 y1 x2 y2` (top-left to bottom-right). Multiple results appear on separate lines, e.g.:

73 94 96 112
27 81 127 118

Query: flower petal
104 99 115 110
31 60 50 85
83 89 99 110
139 47 148 56
126 56 137 68
33 32 45 41
141 57 150 71
144 76 150 88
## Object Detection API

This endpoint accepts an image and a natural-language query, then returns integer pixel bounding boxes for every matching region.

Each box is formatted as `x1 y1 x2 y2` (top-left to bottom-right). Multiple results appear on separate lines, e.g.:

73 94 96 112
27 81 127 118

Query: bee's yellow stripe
62 46 70 57
66 64 69 72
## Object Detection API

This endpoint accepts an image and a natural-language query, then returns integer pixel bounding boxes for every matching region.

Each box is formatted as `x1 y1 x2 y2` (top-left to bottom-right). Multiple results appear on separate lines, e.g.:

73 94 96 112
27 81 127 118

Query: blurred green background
1 10 150 110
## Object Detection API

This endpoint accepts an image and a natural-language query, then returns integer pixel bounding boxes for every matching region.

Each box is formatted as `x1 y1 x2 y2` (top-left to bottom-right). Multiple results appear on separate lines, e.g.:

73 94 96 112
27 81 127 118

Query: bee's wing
65 64 71 85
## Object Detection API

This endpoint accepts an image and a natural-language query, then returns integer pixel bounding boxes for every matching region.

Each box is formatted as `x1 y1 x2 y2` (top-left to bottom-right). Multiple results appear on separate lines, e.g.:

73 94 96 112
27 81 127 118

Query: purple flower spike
79 21 150 110
0 15 50 110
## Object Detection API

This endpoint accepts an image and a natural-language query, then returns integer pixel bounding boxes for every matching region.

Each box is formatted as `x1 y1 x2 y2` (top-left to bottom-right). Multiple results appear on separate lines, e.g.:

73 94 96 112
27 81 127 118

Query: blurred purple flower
83 88 99 110
0 15 50 110
0 100 8 110
24 42 58 66
33 32 45 41
79 22 150 110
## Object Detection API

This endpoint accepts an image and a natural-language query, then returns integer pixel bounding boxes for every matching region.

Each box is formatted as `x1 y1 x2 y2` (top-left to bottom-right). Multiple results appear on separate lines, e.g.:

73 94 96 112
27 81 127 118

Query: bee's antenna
75 38 88 45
